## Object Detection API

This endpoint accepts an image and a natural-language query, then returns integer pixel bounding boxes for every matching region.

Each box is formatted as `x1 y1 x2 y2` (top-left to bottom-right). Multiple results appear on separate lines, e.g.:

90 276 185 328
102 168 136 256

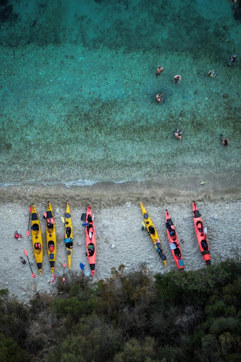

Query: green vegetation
1 260 241 361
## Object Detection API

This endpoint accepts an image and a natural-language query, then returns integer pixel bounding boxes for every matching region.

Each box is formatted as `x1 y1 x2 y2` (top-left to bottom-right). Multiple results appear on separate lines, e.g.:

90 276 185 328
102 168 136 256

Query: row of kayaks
29 201 96 276
30 200 210 276
140 201 211 269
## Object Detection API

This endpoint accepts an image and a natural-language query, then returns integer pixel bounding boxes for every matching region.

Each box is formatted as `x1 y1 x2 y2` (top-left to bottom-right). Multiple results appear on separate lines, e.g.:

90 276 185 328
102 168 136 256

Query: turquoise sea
0 0 241 191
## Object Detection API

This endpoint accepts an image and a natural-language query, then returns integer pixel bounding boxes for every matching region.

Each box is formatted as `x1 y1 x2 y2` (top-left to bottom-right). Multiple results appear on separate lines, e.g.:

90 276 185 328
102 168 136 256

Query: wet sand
1 183 241 303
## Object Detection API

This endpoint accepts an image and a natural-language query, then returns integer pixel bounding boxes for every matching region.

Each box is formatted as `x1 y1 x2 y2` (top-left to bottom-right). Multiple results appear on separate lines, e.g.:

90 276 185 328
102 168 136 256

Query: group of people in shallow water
154 54 236 145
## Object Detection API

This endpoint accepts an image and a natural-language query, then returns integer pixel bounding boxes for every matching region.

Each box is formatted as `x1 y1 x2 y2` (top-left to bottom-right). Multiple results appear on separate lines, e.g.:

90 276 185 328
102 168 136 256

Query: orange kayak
84 205 96 277
165 209 184 269
192 201 211 266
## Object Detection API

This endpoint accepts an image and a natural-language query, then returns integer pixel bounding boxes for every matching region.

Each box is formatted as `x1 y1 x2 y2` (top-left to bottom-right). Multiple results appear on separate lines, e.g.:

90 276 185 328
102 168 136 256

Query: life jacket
14 232 22 239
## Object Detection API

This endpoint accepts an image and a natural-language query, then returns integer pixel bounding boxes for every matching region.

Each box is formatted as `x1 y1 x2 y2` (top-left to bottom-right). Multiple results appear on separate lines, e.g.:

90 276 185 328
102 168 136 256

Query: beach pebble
77 241 82 247
200 181 206 185
110 244 116 249
55 207 59 213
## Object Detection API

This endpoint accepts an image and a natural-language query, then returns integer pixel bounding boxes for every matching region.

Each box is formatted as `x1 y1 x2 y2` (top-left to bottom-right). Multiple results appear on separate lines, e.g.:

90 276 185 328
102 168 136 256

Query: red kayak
165 209 184 269
192 201 211 266
84 205 96 276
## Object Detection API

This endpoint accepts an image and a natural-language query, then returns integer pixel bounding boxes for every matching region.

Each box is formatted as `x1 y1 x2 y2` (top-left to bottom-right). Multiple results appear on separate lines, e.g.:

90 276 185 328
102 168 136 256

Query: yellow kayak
64 201 73 269
44 201 57 274
140 202 167 266
31 204 43 274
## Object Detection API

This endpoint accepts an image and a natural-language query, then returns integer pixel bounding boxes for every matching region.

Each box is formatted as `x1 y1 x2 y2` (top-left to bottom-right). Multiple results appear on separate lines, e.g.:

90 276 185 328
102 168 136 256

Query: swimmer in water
173 75 182 84
156 65 164 76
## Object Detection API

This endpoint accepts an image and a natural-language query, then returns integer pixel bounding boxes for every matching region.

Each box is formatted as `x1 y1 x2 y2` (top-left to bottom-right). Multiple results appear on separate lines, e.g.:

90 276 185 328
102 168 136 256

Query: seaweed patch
0 1 18 23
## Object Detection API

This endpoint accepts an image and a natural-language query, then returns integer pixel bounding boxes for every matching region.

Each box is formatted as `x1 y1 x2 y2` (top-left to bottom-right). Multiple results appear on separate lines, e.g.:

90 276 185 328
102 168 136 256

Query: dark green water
0 0 240 189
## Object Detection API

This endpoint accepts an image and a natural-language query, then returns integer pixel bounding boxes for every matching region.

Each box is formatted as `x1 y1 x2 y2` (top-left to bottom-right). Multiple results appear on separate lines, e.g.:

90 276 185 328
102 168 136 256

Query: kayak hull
140 202 167 266
31 204 43 275
64 201 73 269
165 209 184 269
45 201 57 274
192 201 211 266
85 205 97 277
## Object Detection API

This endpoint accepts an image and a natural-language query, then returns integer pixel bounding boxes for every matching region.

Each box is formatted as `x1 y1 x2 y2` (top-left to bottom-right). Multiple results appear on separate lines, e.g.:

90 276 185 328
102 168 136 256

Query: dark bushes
0 260 241 361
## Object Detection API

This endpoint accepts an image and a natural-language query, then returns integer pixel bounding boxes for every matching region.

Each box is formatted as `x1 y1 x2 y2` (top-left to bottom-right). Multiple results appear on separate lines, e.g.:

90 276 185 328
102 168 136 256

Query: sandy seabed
0 183 241 303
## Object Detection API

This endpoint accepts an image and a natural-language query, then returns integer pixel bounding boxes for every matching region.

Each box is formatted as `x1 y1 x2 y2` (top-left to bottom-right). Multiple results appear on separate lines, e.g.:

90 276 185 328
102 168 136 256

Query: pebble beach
0 183 240 302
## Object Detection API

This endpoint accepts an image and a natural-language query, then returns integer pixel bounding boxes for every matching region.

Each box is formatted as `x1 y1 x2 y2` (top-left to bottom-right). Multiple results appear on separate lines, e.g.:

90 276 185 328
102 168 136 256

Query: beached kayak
165 209 184 269
140 202 167 266
84 205 96 277
44 201 57 274
64 201 73 269
31 204 43 275
192 201 211 266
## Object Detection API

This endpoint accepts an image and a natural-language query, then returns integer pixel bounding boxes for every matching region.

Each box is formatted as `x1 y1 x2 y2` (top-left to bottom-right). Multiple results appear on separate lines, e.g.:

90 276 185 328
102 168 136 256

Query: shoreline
0 183 241 303
1 173 241 207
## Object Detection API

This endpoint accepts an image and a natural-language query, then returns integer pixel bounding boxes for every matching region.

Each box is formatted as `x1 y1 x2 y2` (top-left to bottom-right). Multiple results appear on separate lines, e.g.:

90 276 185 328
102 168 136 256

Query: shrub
0 333 30 362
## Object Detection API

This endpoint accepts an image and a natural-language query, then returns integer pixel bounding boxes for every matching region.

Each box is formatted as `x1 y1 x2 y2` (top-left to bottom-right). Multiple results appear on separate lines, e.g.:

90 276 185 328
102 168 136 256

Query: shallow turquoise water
0 0 240 189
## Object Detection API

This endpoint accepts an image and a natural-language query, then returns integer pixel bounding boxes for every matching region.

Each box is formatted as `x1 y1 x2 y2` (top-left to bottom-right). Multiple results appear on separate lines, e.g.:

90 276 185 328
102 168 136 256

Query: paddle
24 249 35 279
26 206 32 237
